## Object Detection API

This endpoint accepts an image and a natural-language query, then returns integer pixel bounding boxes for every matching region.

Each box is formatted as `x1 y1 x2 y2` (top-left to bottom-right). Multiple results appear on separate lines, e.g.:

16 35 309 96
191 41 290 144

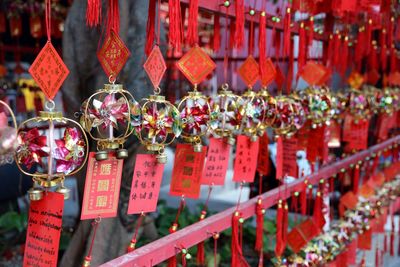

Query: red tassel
333 32 341 71
369 45 378 71
167 223 178 267
168 0 182 51
307 16 314 53
359 252 366 267
231 212 250 267
375 246 380 267
298 22 306 72
340 36 349 77
272 26 281 57
353 164 360 194
366 19 372 55
300 183 307 216
390 231 395 256
381 30 388 72
258 12 266 76
282 202 288 246
186 0 198 46
255 198 264 252
355 28 365 72
213 14 221 52
234 0 245 49
86 0 102 27
107 0 120 34
388 17 394 47
196 211 206 265
283 7 291 57
248 20 255 56
145 0 156 56
312 191 324 229
384 234 388 253
275 201 285 257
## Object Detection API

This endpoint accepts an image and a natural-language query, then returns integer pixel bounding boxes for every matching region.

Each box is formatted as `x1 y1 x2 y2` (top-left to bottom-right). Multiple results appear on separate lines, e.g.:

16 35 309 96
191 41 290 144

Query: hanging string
258 11 267 83
167 197 186 267
45 0 51 42
213 233 219 267
168 0 182 51
82 217 101 267
224 6 231 83
283 7 291 57
213 14 221 52
127 213 146 252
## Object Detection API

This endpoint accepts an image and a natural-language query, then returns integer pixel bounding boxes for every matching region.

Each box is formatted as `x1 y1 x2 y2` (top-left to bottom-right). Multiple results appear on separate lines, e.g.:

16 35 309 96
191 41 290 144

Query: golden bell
156 153 167 164
250 135 258 142
56 186 71 200
193 143 203 153
95 151 108 161
227 136 235 146
116 148 128 159
28 187 44 201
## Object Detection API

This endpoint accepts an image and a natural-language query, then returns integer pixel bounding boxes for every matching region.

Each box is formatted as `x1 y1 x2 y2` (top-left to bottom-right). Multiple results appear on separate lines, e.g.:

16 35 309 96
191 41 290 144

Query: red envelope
233 135 259 183
128 154 164 214
81 153 124 220
202 138 230 185
23 192 64 267
170 144 207 199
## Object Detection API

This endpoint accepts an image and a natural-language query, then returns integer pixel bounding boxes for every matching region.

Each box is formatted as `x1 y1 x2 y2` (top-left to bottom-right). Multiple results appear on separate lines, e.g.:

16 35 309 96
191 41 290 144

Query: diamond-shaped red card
299 61 327 86
260 58 276 87
97 30 131 78
238 55 259 87
144 46 166 89
177 46 216 85
29 42 69 100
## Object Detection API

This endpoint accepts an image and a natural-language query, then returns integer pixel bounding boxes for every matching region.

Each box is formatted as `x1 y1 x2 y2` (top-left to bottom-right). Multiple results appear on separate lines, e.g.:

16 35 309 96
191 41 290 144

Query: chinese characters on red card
202 138 230 185
128 154 164 214
282 137 298 178
81 153 123 220
170 144 207 199
23 192 64 267
233 135 259 182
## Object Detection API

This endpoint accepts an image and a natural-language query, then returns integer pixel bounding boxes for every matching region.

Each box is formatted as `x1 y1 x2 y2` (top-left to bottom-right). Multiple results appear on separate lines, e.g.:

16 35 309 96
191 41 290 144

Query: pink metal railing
100 136 400 267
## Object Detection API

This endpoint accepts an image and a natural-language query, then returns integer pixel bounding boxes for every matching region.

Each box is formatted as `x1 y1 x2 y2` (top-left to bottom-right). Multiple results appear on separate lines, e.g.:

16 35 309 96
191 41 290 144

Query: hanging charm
177 45 216 151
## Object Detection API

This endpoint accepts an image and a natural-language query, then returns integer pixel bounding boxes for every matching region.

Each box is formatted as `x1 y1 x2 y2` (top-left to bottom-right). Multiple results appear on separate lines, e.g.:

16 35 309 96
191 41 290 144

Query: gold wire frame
272 95 296 137
210 85 242 138
239 89 266 137
258 88 277 129
177 90 211 144
15 112 89 185
82 84 138 149
138 95 180 151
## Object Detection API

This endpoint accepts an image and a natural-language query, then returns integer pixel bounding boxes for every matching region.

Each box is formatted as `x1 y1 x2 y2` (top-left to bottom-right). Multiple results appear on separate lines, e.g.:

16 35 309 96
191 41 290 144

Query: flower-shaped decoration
54 127 86 174
16 128 49 169
290 96 307 131
271 96 295 137
238 91 265 139
89 94 129 130
142 104 181 142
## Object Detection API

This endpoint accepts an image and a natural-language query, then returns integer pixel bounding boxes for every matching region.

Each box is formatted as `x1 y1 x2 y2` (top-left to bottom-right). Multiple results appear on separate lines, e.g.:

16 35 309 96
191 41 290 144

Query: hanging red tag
23 192 64 267
202 138 230 185
237 55 260 87
97 30 131 78
29 42 69 100
347 239 357 265
176 46 216 85
81 152 123 220
233 135 259 182
276 136 283 180
257 133 270 175
260 58 276 87
170 144 207 199
282 137 298 178
143 46 167 89
357 229 372 250
128 154 164 214
299 61 328 86
368 69 380 85
307 127 325 163
287 227 307 253
327 121 341 148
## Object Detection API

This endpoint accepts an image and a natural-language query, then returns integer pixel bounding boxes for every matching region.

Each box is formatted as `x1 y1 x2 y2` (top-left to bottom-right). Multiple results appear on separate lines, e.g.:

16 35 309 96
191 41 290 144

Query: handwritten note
23 192 64 267
128 154 164 214
202 138 230 185
257 133 270 175
233 135 259 183
170 144 207 199
282 137 298 178
81 152 123 220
